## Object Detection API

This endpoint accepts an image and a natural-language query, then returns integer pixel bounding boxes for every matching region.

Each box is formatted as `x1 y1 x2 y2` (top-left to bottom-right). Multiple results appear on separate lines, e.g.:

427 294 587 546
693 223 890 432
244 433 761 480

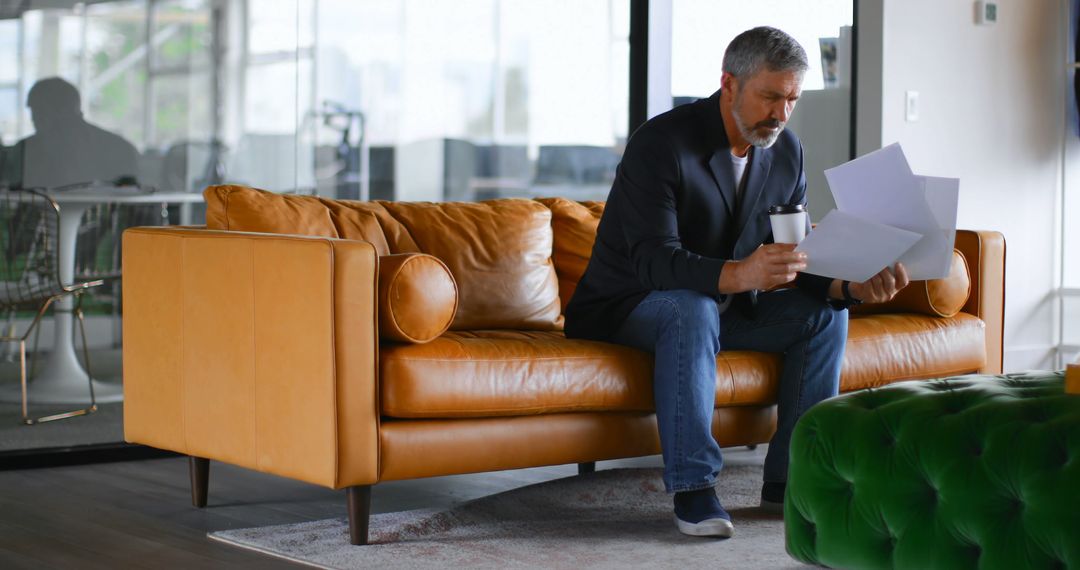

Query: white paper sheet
923 176 960 232
826 143 916 216
795 210 922 283
822 143 960 281
918 175 961 278
825 144 939 239
890 176 960 280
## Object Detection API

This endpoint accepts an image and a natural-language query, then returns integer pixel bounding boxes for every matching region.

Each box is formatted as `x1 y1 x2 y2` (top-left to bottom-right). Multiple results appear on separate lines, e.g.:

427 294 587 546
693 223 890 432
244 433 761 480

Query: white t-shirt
718 151 751 314
730 150 749 196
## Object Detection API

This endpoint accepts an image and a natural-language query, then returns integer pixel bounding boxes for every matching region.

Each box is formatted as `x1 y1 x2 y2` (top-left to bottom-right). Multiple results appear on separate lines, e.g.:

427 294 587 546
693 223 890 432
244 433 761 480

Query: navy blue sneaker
673 488 735 537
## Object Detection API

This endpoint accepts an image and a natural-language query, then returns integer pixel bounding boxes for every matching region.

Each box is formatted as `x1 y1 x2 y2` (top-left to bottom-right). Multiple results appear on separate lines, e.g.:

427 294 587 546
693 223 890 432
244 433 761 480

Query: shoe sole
674 515 735 538
759 499 784 515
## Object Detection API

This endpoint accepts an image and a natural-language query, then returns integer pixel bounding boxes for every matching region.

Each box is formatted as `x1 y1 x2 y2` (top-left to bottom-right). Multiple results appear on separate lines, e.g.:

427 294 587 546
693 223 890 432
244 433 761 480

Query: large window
0 0 629 203
310 0 629 201
0 19 20 144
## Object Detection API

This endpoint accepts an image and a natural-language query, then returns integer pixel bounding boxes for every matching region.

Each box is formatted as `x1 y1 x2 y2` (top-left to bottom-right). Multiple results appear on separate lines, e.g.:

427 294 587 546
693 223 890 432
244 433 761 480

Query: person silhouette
0 136 10 188
4 77 138 190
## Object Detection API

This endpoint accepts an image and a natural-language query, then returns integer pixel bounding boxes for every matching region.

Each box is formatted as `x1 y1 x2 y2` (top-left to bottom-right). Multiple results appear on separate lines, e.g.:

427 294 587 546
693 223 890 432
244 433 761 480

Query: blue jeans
610 288 847 492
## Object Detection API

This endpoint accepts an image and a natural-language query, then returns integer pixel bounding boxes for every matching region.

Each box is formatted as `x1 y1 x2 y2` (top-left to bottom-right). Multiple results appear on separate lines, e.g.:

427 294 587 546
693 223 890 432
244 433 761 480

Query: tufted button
1051 444 1069 468
854 391 892 410
1008 498 1024 518
1026 405 1052 423
880 533 897 553
934 392 970 415
1000 376 1028 388
966 544 982 564
927 487 939 505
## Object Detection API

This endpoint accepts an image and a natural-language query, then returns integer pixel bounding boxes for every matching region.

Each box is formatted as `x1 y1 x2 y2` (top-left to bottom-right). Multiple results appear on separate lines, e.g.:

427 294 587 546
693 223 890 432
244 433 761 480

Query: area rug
209 464 806 569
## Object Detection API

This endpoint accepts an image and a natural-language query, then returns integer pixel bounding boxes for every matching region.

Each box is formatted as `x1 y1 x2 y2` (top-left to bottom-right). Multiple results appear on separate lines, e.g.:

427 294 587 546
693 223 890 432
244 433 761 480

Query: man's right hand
717 244 807 294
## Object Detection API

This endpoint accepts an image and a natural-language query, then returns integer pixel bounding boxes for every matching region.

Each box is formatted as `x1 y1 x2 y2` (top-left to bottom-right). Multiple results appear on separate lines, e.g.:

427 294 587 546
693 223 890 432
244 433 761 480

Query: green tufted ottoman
785 371 1079 569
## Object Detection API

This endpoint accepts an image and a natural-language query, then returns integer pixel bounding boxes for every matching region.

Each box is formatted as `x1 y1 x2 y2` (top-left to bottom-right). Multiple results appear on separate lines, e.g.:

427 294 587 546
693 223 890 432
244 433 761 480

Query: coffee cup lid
768 204 806 215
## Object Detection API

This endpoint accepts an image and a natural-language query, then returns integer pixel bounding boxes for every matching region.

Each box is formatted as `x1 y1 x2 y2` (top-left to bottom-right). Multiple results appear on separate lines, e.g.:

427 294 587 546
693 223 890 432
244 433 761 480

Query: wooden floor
0 447 766 568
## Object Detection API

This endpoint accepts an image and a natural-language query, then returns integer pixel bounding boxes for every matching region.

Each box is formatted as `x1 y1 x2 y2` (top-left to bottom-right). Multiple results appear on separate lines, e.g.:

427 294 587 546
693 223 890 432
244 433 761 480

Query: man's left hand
849 263 910 303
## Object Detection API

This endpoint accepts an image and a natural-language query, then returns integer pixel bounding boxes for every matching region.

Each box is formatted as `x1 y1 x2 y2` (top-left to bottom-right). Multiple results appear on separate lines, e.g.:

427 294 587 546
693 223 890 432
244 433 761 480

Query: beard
732 91 785 148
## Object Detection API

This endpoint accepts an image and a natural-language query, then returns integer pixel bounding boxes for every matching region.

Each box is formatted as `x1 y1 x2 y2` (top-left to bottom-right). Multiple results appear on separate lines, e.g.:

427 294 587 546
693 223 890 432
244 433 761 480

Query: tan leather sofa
122 185 1005 545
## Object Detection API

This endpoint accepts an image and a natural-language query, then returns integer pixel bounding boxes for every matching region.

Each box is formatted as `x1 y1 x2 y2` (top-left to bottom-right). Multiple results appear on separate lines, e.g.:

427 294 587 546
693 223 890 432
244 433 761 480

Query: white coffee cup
768 204 808 244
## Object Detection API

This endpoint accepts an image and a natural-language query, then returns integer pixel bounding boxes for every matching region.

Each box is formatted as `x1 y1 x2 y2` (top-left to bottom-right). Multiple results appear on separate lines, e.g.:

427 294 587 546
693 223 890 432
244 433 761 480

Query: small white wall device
975 1 998 25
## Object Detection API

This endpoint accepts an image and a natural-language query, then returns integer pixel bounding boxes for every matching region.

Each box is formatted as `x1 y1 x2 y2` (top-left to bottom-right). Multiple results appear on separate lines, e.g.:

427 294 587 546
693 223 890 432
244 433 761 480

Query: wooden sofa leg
189 456 209 508
578 462 596 475
347 486 372 545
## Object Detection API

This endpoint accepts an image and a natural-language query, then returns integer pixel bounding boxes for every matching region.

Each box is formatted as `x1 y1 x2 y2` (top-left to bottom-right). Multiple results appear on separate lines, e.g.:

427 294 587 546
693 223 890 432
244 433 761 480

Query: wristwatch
841 280 863 305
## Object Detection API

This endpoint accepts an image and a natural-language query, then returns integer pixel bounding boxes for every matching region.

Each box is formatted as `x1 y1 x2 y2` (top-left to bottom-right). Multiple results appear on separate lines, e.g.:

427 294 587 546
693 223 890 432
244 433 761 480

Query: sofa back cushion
537 198 605 312
851 249 971 318
205 185 339 237
379 200 563 331
319 199 392 256
204 186 561 331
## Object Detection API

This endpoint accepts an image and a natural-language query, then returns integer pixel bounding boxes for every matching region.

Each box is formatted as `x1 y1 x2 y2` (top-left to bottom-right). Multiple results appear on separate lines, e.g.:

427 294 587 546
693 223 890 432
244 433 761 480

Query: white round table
1 188 203 405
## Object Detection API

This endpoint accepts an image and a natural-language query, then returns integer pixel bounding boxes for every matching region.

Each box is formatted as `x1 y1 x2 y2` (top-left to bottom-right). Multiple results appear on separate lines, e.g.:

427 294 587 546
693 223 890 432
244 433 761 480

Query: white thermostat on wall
976 1 998 25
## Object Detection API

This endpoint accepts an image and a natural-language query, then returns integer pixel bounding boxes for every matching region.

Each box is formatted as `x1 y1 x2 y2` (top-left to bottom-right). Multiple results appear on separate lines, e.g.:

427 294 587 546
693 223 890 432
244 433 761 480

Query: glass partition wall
0 0 636 455
1 0 857 204
0 0 631 203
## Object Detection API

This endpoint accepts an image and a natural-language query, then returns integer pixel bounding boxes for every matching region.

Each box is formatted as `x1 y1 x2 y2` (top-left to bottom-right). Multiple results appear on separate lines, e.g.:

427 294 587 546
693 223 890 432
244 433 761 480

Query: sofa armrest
122 227 379 489
954 230 1005 373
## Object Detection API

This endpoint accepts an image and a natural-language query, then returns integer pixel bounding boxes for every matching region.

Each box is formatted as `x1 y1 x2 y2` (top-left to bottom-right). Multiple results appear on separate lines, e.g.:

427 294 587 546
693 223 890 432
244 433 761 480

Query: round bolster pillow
852 249 971 318
378 253 458 343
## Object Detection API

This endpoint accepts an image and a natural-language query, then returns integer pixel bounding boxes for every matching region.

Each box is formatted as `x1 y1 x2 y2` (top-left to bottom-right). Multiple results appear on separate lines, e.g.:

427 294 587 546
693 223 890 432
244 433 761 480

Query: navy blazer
564 90 833 341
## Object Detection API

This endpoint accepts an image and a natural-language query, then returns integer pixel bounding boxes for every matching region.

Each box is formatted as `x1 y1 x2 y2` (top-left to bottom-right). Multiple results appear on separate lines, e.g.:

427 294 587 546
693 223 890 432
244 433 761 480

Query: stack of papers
795 143 959 283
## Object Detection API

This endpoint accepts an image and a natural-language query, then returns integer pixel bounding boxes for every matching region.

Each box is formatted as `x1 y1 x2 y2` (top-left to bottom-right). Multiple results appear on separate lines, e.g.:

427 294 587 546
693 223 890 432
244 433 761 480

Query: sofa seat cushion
380 330 782 419
841 312 986 392
382 312 989 419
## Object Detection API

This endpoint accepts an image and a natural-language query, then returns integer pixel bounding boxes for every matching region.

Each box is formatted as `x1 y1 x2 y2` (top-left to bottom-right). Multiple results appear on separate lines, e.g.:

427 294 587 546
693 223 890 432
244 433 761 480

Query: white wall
862 0 1063 371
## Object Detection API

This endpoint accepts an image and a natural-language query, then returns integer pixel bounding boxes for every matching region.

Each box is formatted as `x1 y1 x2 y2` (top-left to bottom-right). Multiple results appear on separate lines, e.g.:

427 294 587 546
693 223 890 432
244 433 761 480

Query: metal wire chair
0 187 103 424
70 186 165 347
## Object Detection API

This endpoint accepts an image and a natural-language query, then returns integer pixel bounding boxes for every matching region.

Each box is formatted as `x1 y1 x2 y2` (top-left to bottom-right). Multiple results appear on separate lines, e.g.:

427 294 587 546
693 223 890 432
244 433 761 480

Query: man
5 77 138 190
564 27 908 538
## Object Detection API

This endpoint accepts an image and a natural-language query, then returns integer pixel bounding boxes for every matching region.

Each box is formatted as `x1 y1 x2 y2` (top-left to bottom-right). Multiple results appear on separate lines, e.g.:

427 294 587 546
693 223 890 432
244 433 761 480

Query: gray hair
722 26 808 80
